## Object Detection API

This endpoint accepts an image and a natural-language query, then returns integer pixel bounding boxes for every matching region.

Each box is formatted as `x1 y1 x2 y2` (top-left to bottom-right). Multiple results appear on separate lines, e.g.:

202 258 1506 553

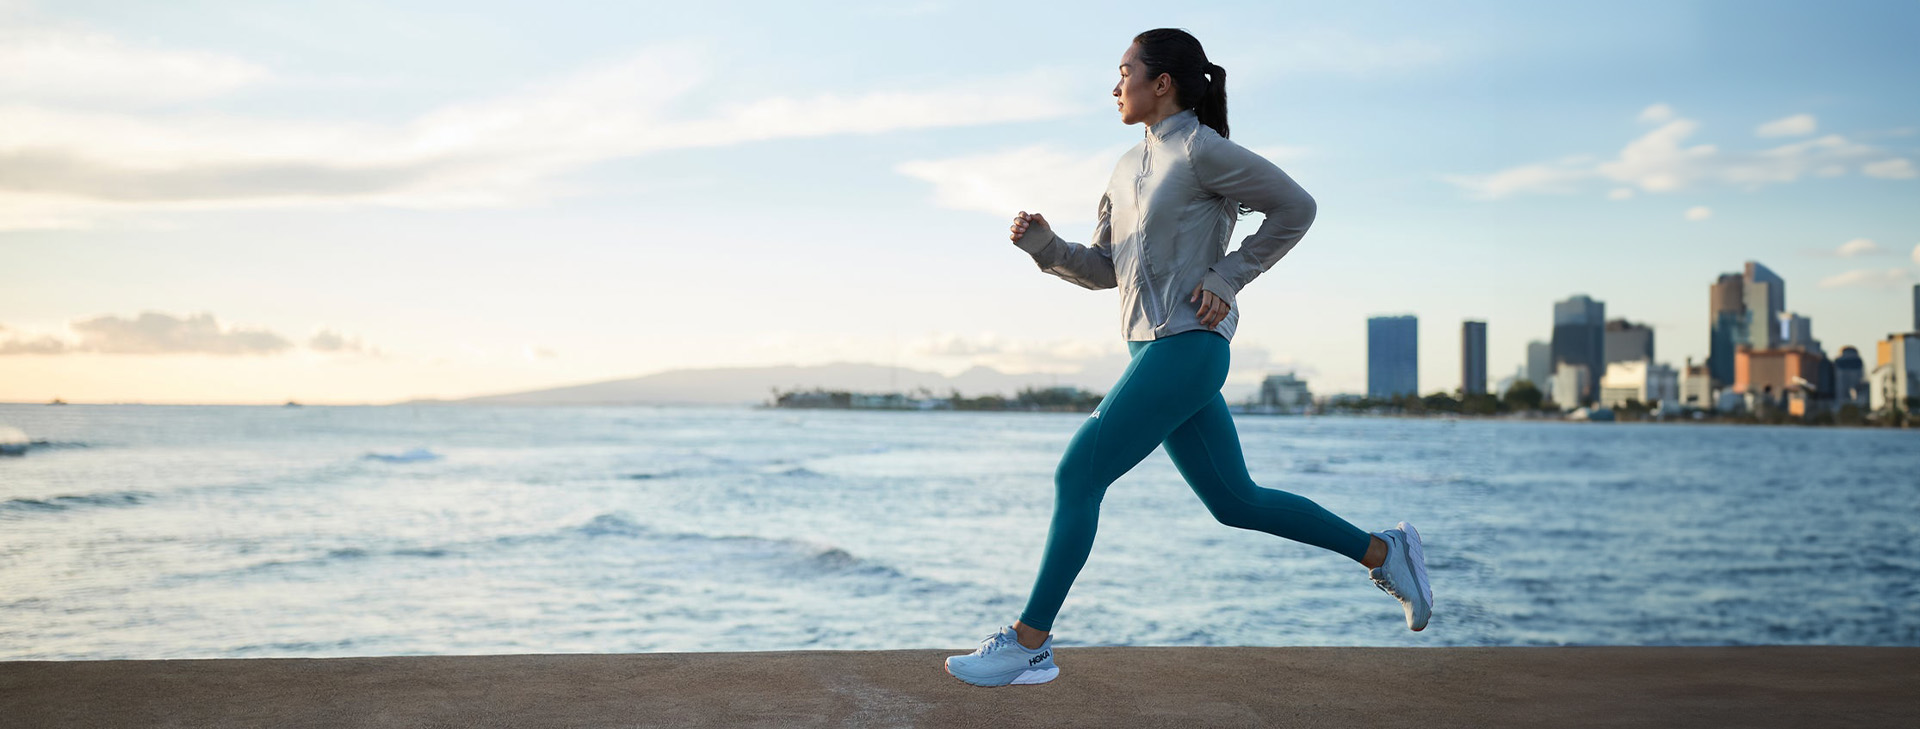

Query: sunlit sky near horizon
3 0 1917 404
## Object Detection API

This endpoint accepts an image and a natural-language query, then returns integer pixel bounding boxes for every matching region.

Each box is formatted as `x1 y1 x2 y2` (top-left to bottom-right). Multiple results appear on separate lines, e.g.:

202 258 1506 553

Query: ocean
2 403 1915 660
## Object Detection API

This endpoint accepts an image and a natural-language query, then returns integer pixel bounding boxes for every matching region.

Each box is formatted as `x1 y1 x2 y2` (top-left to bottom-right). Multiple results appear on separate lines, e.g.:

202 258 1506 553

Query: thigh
1161 392 1253 500
1068 332 1231 486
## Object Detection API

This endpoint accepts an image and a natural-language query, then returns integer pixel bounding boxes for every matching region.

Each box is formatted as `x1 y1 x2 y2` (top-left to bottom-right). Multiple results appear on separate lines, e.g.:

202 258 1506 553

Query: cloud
1863 158 1917 179
0 311 293 355
1833 238 1883 257
0 34 1084 229
0 335 68 355
1607 187 1634 200
1638 103 1675 123
907 331 1281 383
911 332 1123 373
0 26 269 107
1818 268 1912 289
897 143 1305 224
896 144 1128 224
1755 114 1816 138
1913 242 1920 266
1685 206 1712 221
308 328 384 356
1447 106 1898 200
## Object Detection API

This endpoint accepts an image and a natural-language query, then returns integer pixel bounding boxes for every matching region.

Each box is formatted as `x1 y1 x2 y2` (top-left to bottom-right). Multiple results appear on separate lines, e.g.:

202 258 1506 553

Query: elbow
1292 193 1317 229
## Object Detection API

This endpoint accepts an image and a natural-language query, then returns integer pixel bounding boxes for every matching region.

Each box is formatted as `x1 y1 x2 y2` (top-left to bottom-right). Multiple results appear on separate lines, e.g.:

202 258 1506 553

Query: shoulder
1183 124 1248 164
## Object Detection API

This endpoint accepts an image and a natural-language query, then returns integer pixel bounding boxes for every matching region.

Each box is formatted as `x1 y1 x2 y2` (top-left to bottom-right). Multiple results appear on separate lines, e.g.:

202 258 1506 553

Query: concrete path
4 647 1915 728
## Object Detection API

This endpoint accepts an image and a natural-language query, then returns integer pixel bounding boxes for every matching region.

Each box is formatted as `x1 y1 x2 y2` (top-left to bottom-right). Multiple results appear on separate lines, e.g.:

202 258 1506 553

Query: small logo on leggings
1029 650 1050 665
1089 410 1101 419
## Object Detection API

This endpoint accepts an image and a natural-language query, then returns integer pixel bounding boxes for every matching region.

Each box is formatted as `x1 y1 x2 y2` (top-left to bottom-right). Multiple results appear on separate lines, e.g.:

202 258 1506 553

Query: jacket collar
1145 108 1199 143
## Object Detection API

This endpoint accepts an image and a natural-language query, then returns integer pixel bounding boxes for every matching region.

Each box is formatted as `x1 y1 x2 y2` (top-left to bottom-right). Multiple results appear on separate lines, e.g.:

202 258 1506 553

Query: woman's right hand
1010 211 1050 243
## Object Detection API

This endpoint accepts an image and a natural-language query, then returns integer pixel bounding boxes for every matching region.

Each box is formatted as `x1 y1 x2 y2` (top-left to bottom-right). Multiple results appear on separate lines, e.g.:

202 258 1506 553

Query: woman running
944 28 1433 688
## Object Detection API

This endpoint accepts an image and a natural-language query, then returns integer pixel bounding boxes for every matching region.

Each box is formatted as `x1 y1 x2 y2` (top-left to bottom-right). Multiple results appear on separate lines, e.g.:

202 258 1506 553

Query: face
1113 42 1167 125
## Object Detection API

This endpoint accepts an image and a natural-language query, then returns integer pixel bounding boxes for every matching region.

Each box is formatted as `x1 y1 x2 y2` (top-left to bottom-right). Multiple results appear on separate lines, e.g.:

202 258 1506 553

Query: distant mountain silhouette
402 362 1104 406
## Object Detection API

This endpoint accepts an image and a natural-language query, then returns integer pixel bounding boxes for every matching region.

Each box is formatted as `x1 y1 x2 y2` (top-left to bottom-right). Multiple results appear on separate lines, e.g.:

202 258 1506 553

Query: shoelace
972 630 1014 656
1370 534 1407 601
1371 570 1405 600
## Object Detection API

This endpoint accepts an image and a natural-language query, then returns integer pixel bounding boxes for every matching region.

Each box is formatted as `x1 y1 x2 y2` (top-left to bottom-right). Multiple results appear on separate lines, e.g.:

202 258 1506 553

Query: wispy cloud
1863 158 1917 179
308 328 385 357
0 311 293 355
1446 106 1906 200
0 25 269 107
1810 237 1886 258
1818 268 1913 290
896 144 1128 225
0 29 1083 230
908 331 1285 382
1755 113 1816 138
1685 206 1712 221
897 143 1305 224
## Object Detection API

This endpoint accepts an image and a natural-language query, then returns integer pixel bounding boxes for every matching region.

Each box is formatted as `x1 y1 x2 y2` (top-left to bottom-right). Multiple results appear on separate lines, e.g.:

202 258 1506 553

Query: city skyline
2 1 1918 404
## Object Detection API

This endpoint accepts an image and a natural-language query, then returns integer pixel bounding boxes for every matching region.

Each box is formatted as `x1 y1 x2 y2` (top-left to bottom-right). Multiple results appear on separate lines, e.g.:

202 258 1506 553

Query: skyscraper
1709 272 1746 386
1834 346 1865 407
1461 320 1487 395
1368 315 1418 400
1745 261 1785 349
1778 312 1817 352
1552 295 1605 404
1525 340 1551 387
1709 263 1788 386
1603 319 1654 365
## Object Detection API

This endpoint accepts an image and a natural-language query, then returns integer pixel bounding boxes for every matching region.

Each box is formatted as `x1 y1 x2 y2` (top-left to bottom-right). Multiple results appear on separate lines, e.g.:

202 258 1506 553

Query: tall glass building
1461 320 1487 395
1368 315 1419 399
1552 295 1606 404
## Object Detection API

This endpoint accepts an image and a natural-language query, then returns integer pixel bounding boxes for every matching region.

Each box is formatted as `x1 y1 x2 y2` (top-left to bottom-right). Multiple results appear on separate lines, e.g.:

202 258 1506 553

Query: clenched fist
1010 211 1050 243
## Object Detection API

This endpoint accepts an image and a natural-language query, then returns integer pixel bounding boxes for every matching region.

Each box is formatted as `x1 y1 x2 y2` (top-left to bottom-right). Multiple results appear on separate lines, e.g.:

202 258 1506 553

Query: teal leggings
1019 329 1373 632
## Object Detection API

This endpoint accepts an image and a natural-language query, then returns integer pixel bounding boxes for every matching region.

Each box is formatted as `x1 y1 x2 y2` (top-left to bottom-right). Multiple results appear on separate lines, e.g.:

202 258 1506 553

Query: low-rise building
1735 345 1825 412
1259 372 1314 413
1678 357 1714 409
1551 363 1589 409
1599 359 1678 409
1870 333 1919 414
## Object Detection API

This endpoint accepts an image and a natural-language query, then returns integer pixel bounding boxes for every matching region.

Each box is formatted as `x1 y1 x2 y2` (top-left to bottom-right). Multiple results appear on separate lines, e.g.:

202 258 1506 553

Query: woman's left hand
1189 283 1230 329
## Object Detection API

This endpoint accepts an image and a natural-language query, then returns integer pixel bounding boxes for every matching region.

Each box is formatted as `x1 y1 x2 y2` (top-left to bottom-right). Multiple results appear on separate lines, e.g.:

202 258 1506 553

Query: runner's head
1121 28 1230 139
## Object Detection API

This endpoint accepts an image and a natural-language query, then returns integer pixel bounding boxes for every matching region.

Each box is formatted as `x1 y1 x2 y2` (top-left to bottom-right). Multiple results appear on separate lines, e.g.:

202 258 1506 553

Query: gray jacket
1012 109 1317 342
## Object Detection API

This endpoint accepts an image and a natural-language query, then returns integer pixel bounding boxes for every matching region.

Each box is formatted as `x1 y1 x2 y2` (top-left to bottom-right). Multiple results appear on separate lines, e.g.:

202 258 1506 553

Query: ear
1155 73 1173 97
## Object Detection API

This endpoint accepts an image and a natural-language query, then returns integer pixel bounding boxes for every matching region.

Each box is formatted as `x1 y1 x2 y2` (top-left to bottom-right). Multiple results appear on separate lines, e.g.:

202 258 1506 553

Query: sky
2 0 1917 405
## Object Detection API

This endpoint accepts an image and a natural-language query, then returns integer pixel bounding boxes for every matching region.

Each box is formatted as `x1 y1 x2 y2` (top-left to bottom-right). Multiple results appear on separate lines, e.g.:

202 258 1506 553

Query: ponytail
1198 62 1229 139
1132 28 1230 139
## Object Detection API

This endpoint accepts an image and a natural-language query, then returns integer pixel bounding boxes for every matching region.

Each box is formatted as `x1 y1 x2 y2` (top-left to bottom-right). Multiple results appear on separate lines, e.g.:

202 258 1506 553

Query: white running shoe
1369 521 1433 631
944 626 1059 687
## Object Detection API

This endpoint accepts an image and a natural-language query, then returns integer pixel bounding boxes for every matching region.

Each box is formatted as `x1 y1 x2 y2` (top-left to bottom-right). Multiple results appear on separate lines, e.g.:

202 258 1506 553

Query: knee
1053 459 1107 504
1201 497 1257 531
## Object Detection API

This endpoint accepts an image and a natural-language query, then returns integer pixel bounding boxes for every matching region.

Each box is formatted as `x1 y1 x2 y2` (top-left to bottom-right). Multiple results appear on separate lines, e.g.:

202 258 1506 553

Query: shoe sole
944 662 1059 687
1399 521 1432 631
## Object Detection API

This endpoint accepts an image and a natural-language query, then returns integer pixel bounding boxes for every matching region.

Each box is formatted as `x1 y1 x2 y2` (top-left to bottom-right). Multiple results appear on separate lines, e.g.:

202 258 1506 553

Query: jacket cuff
1012 227 1059 266
1201 269 1238 307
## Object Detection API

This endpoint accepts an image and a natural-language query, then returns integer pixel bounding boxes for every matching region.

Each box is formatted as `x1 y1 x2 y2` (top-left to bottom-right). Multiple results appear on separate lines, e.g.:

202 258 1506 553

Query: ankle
1012 621 1049 650
1361 535 1388 569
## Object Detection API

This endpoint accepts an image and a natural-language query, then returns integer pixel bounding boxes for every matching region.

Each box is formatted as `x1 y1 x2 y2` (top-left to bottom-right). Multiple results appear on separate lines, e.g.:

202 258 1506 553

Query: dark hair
1132 28 1229 139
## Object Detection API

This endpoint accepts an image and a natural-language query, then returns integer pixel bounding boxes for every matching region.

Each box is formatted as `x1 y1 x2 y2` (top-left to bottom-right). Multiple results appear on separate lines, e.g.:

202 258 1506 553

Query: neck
1139 104 1185 129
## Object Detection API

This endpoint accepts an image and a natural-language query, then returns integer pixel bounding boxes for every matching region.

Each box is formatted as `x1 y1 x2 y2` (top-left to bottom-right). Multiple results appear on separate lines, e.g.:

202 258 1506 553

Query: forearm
1015 227 1118 290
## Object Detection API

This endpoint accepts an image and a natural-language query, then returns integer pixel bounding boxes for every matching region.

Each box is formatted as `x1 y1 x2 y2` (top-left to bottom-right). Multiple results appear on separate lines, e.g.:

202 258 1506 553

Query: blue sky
2 0 1916 403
